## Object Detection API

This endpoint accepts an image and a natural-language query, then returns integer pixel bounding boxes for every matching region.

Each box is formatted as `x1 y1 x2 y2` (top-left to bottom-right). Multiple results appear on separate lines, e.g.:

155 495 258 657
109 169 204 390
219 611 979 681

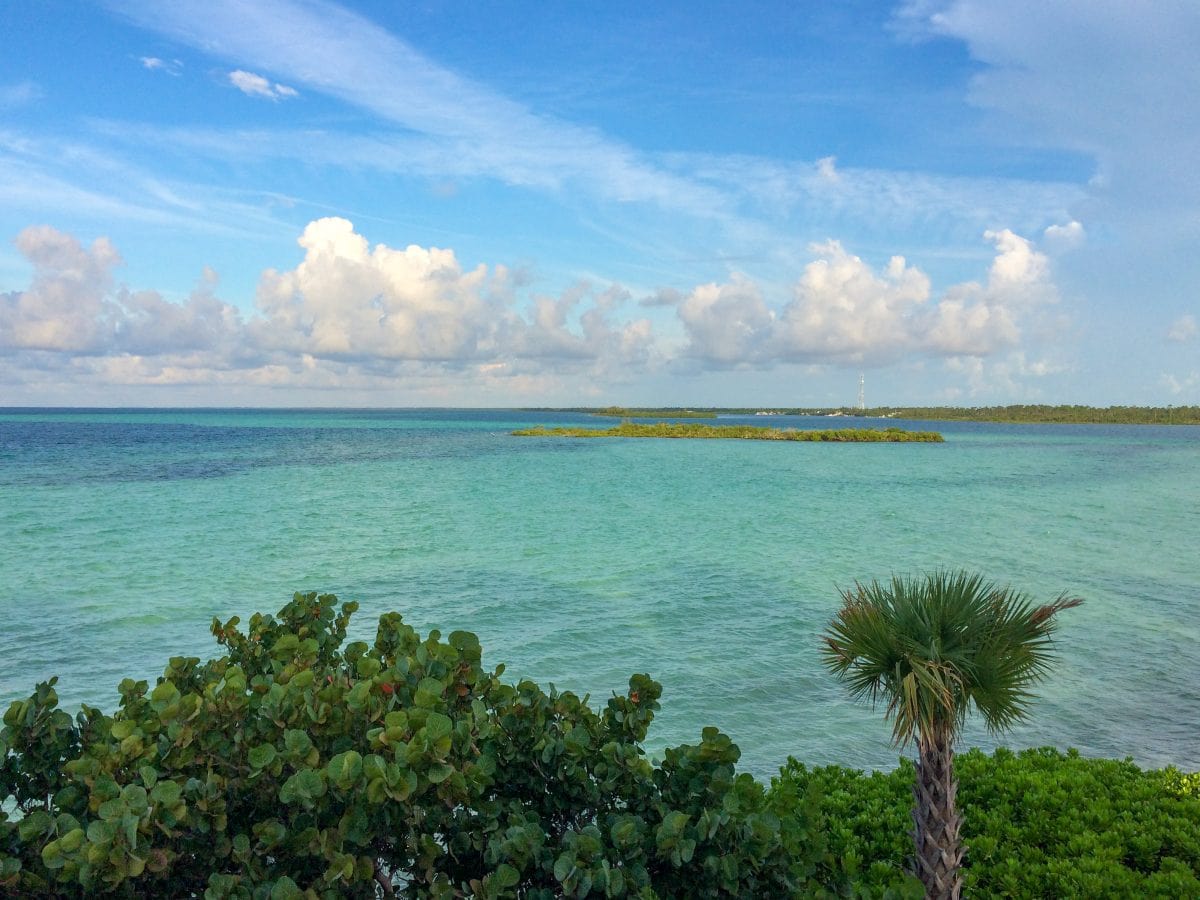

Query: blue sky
1 0 1197 406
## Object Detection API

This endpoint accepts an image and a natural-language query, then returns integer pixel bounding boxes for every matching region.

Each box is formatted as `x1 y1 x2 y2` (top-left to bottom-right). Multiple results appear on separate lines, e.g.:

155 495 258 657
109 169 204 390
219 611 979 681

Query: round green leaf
249 744 277 769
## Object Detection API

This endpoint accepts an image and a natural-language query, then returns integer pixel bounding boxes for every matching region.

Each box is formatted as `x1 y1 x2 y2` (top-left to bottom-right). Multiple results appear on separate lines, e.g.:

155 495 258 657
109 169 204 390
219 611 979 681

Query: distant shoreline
513 422 944 442
523 405 1200 426
3 405 1196 426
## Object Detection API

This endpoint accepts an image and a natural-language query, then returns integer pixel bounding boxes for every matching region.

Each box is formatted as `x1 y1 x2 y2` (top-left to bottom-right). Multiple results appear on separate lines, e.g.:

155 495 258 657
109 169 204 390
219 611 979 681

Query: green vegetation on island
513 422 944 442
854 405 1200 425
2 582 1196 897
523 405 1200 425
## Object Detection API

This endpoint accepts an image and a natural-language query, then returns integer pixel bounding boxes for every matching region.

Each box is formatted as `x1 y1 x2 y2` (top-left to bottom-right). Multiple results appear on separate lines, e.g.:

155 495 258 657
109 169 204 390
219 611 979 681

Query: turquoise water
1 408 1197 778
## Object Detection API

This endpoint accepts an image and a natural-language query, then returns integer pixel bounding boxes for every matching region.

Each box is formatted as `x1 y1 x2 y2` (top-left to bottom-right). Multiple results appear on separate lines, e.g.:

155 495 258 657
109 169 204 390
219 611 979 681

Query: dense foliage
772 748 1200 898
4 592 1195 898
512 423 944 442
1 593 833 898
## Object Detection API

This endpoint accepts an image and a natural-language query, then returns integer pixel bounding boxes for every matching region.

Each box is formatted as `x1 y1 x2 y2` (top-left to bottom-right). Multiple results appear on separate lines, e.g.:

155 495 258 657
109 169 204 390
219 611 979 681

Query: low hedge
772 747 1200 898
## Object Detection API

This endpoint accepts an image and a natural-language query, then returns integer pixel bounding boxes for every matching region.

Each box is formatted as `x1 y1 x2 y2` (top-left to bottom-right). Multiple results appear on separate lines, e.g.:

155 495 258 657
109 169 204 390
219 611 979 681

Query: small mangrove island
513 422 944 442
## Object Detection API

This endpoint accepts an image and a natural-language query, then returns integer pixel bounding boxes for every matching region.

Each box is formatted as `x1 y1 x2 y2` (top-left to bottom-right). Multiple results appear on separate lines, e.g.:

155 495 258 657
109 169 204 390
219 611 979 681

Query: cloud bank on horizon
0 218 1065 399
0 0 1197 405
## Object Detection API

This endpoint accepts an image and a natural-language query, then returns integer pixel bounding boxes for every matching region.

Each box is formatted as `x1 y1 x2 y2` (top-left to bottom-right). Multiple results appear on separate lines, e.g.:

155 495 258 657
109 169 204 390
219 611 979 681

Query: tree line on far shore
526 405 1200 425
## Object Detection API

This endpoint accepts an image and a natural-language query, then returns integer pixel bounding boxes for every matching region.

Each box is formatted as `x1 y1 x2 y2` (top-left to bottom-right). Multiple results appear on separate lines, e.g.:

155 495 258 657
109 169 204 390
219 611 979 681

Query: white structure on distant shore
857 373 865 411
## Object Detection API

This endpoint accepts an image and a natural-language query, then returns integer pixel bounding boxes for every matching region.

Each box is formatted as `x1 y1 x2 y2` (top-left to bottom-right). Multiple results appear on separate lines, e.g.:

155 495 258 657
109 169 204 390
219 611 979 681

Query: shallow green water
1 408 1196 777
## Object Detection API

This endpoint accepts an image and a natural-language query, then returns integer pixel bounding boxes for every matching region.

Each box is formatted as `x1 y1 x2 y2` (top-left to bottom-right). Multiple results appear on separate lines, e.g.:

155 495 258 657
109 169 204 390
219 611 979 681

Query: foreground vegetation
513 423 944 442
774 749 1200 897
822 572 1082 899
2 592 1196 897
1 594 830 898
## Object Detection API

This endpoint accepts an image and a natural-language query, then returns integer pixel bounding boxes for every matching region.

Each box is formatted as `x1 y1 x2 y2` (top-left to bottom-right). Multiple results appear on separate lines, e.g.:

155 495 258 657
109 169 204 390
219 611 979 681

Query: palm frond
820 569 1082 748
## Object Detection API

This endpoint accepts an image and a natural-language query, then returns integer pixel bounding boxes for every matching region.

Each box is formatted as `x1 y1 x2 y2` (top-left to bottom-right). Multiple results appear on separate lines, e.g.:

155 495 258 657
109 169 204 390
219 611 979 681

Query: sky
1 0 1197 407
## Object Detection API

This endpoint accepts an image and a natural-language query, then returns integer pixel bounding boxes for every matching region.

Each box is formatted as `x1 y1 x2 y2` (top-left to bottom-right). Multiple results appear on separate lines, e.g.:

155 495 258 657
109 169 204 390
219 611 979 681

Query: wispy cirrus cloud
897 1 1200 225
0 81 42 108
0 149 190 227
6 0 1082 306
889 0 1200 403
69 115 1085 297
105 0 735 219
1161 371 1199 395
667 151 1083 255
107 0 1088 249
0 129 306 240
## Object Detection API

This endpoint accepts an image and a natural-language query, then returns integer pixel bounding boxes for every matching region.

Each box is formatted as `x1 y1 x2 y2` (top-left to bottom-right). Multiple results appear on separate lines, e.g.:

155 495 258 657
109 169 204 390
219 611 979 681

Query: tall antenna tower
857 373 865 411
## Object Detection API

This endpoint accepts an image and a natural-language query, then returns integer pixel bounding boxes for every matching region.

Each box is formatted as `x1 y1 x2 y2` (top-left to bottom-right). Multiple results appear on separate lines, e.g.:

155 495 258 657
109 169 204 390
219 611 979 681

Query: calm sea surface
1 408 1197 777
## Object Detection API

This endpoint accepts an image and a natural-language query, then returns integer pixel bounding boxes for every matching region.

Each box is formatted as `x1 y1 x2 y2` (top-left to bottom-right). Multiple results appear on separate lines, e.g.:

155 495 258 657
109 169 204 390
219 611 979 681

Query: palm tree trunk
911 731 963 900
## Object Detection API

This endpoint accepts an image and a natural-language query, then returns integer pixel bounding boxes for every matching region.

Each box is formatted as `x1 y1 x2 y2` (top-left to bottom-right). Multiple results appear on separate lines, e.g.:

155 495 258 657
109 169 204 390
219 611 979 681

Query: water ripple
1 409 1198 777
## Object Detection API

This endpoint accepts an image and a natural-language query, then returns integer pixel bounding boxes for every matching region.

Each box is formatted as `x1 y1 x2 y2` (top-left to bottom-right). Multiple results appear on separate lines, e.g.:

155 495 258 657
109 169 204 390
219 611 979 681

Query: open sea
1 408 1197 778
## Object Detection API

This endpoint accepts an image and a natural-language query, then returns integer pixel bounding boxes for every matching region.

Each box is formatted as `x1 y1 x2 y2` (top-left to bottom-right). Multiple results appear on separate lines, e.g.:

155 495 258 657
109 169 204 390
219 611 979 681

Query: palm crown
822 570 1083 748
822 570 1082 900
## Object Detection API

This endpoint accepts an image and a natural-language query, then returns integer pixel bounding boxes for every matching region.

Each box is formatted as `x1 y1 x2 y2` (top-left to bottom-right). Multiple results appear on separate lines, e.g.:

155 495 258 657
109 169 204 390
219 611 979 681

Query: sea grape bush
1 592 834 898
772 747 1200 898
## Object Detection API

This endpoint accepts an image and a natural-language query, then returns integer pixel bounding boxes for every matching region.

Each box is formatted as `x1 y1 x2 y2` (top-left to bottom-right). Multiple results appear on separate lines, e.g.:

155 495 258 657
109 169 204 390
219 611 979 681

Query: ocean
1 408 1197 778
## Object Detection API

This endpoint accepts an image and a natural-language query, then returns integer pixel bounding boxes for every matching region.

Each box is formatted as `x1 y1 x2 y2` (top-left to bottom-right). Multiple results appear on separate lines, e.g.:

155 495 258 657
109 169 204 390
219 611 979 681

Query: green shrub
772 747 1200 898
2 593 831 898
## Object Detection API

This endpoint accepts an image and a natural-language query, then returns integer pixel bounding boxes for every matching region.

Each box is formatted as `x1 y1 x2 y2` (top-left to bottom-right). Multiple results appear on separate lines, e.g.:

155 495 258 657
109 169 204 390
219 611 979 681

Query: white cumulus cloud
1043 220 1085 251
513 284 651 365
1 221 1069 400
775 243 931 362
0 225 243 357
925 228 1055 356
228 70 298 100
0 226 122 351
1167 314 1196 342
140 57 182 75
678 229 1058 366
677 275 775 366
251 216 503 361
0 220 661 384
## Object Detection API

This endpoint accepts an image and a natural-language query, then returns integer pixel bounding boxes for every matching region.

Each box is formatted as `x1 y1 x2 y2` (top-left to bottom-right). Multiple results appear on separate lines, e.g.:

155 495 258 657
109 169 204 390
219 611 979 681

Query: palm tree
821 570 1081 900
